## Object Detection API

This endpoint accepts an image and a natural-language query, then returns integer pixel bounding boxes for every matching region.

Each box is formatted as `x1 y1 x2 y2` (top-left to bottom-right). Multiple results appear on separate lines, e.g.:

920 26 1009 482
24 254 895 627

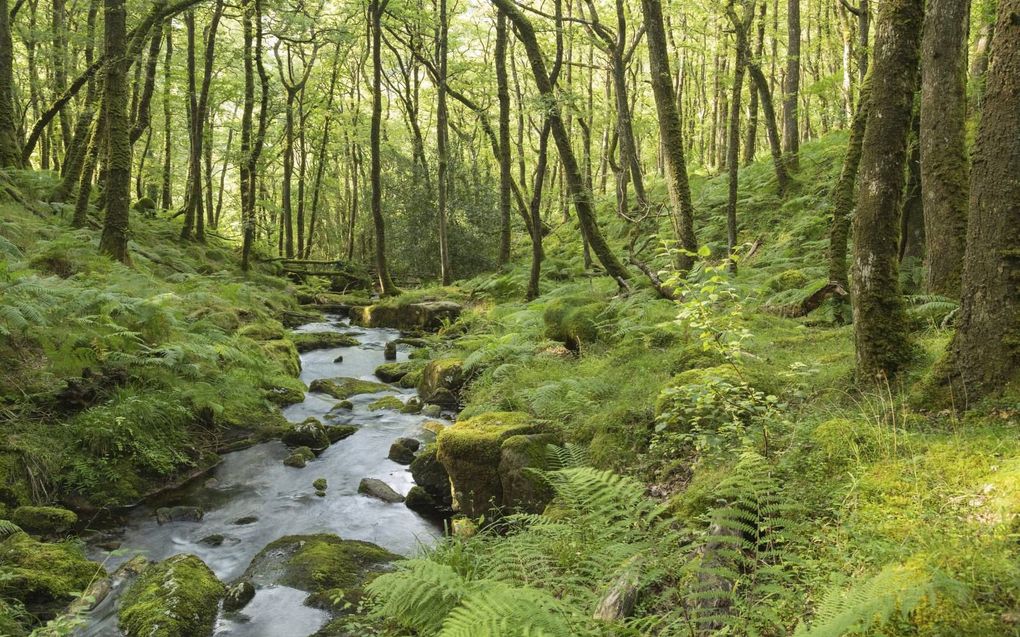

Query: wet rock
313 478 328 492
282 417 330 452
374 361 417 383
240 534 397 610
326 424 358 443
384 341 397 360
404 486 439 516
284 446 315 468
409 445 452 509
199 534 225 547
422 404 443 418
333 355 344 363
233 515 259 525
368 395 404 411
417 358 465 407
118 554 225 637
387 437 420 465
399 369 424 388
290 332 360 353
400 397 423 414
155 505 204 525
11 505 77 535
422 420 447 435
265 384 305 406
357 478 405 503
436 411 552 518
308 377 389 400
223 580 256 612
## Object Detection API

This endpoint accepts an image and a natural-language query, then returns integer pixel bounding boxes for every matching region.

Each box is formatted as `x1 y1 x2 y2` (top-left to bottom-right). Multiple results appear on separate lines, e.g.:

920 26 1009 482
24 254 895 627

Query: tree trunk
827 81 870 290
161 26 173 210
436 0 451 284
782 0 800 169
369 0 398 295
920 0 970 296
725 0 754 267
495 10 512 266
98 0 131 263
0 0 23 167
240 0 256 270
850 0 923 381
948 0 1020 399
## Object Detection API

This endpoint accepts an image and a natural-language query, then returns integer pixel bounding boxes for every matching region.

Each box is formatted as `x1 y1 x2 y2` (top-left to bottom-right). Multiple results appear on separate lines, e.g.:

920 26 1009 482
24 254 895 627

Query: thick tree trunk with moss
161 27 173 210
0 0 23 167
827 81 869 289
492 0 630 286
920 0 970 297
98 0 131 264
370 0 398 295
850 0 922 381
641 0 697 272
436 0 451 284
948 0 1020 399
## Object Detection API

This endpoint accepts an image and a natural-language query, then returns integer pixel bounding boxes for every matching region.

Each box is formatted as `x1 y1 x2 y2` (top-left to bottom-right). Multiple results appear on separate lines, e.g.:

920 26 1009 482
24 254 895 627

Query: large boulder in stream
357 478 404 503
290 332 360 353
282 417 331 452
350 300 462 331
118 554 225 637
374 361 419 383
241 534 397 610
436 412 558 518
417 358 466 407
308 377 389 400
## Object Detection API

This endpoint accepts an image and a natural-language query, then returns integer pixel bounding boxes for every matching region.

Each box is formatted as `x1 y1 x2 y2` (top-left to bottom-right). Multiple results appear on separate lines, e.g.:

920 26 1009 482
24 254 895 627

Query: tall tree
640 0 697 271
948 0 1020 399
436 0 451 284
369 0 398 294
725 0 755 266
98 0 131 263
495 10 512 266
0 0 23 167
920 0 970 296
850 0 923 380
782 0 800 168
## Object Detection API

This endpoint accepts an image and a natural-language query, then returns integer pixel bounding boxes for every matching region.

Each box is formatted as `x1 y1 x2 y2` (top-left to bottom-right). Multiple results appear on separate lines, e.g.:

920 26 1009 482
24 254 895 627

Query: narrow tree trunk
948 0 1020 399
725 1 753 267
161 26 173 210
827 81 870 290
98 0 131 263
783 0 800 169
641 0 697 271
850 0 923 381
239 0 256 270
920 0 970 296
369 0 398 294
436 0 452 284
495 10 512 266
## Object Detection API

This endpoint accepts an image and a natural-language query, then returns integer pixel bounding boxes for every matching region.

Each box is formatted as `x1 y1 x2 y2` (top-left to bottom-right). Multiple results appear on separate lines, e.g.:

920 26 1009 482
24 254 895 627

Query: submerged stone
223 580 256 612
155 505 204 525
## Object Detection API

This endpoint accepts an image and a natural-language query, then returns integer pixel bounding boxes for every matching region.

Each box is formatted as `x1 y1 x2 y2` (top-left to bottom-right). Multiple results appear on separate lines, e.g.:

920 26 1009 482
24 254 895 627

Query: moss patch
290 332 360 353
368 396 404 411
308 377 389 400
118 554 224 637
0 532 105 614
10 506 77 536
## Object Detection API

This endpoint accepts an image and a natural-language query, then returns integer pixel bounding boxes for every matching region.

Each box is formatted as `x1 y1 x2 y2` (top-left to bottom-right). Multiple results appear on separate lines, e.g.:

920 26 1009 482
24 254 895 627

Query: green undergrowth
0 173 305 508
359 133 1020 635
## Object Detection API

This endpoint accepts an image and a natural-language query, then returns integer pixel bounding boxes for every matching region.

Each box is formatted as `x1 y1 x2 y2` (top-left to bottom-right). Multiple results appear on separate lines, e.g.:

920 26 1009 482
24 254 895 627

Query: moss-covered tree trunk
725 0 754 267
948 0 1020 398
369 0 398 295
920 0 970 297
782 0 800 169
160 26 173 210
827 81 870 289
495 10 512 266
98 0 131 264
0 0 23 167
436 0 452 285
849 0 923 381
641 0 698 272
491 0 630 287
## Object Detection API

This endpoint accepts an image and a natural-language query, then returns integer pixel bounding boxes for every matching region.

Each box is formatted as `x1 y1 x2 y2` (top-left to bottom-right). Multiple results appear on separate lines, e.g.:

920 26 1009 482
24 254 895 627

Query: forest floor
1 134 1018 635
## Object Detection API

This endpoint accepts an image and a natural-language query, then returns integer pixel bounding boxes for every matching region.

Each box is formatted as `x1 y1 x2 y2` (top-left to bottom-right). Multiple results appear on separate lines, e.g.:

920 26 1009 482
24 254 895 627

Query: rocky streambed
78 315 449 637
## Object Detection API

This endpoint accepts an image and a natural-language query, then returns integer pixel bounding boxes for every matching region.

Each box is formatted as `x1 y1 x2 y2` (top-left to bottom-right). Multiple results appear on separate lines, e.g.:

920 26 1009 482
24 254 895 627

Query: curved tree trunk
850 0 923 381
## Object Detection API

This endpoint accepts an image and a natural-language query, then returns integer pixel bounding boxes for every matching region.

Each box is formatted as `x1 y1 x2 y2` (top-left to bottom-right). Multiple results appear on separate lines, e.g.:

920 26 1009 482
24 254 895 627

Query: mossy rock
400 397 423 414
387 437 420 465
418 358 465 407
261 339 302 377
118 554 225 637
499 433 561 514
284 446 316 468
374 361 418 383
350 301 461 331
10 506 77 536
436 412 550 518
543 297 609 350
241 534 397 609
0 532 105 614
238 319 287 341
265 384 305 407
325 424 358 443
282 417 331 452
368 396 404 411
399 369 424 389
308 377 389 400
404 485 440 516
765 268 809 292
410 444 452 508
290 332 360 353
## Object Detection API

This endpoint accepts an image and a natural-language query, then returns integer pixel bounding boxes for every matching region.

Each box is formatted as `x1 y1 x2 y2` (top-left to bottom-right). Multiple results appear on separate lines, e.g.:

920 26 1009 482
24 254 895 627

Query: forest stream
78 315 445 636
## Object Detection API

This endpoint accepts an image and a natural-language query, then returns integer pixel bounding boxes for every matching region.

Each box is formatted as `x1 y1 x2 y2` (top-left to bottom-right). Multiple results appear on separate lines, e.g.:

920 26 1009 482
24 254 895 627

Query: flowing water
80 315 445 636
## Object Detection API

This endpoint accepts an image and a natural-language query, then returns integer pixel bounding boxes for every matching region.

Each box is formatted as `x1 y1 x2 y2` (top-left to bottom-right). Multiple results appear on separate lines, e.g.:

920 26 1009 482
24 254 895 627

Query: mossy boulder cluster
436 412 559 517
240 534 397 610
417 358 466 407
406 444 453 516
0 532 105 618
118 554 225 637
350 300 462 331
290 332 360 353
308 377 389 400
543 296 611 351
374 360 419 383
282 417 331 452
387 437 421 464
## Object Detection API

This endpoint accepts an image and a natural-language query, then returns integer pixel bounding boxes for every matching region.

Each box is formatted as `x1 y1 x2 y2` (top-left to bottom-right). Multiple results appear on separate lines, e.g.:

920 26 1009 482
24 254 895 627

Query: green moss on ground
0 532 105 613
